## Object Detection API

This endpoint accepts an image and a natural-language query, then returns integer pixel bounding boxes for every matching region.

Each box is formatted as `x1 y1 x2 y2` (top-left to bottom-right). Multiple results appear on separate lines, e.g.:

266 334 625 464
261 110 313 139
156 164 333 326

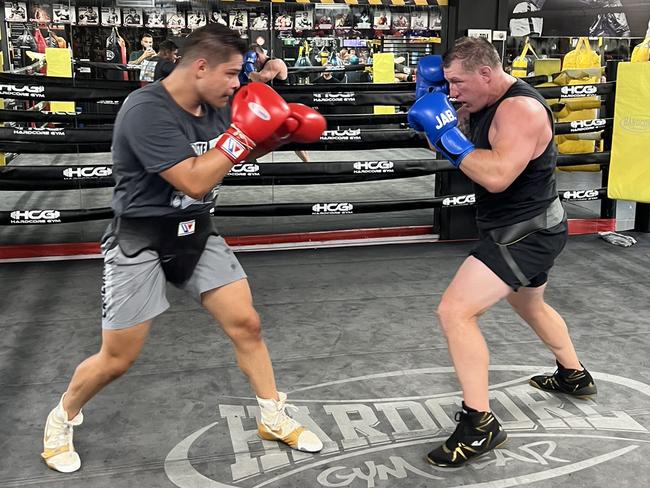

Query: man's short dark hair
443 36 502 72
141 32 153 40
158 40 177 54
179 24 246 67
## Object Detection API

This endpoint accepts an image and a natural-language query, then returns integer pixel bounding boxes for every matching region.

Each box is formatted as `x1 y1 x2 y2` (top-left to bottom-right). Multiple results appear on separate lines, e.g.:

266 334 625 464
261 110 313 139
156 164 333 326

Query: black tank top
469 79 557 230
261 58 289 85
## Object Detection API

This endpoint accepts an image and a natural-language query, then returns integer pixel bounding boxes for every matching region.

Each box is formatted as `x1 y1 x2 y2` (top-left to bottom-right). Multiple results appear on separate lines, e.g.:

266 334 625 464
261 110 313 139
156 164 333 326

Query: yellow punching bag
608 62 650 203
373 52 395 115
631 38 650 63
46 47 75 113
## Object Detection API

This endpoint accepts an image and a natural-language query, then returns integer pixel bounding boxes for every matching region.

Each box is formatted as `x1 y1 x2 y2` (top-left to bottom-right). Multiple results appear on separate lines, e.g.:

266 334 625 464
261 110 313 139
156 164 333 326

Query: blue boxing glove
239 50 258 84
408 91 475 168
415 55 449 100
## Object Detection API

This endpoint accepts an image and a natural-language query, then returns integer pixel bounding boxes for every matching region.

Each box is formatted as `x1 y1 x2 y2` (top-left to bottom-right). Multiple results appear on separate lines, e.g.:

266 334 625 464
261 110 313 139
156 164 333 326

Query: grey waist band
489 198 566 288
488 197 566 246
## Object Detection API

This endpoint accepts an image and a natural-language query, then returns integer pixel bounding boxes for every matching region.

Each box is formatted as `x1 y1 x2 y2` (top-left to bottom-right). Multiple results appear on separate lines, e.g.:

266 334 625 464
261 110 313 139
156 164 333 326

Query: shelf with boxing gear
267 3 445 82
1 1 447 80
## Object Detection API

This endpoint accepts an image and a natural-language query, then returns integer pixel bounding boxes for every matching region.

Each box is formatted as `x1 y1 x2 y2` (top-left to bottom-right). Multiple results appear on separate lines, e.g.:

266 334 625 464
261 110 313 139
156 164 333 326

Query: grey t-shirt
111 82 230 217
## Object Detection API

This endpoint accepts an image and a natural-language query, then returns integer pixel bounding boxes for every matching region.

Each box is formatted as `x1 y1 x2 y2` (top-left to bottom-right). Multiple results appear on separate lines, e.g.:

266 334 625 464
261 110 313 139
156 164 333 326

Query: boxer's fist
415 55 448 100
242 50 258 79
253 103 326 157
215 83 290 163
282 103 327 143
408 91 475 168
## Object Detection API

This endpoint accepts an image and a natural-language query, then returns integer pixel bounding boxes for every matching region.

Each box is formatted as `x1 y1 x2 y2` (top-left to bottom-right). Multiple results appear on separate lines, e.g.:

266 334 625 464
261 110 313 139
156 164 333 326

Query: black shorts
470 221 568 291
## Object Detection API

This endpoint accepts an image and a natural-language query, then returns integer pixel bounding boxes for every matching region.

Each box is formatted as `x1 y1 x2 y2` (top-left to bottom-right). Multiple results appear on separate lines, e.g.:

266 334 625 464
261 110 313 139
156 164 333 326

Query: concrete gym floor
1 149 648 487
1 233 649 487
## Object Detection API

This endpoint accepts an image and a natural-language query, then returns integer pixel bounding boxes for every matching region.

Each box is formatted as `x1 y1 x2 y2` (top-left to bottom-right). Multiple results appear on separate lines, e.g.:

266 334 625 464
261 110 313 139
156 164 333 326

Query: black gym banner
0 109 408 126
0 109 117 124
0 154 610 191
0 83 129 101
0 127 426 153
0 188 608 225
0 109 609 136
278 90 415 106
0 72 139 90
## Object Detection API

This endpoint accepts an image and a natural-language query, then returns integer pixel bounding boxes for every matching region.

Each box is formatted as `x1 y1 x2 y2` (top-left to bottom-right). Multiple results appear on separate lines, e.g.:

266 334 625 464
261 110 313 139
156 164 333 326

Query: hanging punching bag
16 28 37 68
34 28 48 53
115 28 129 80
105 27 122 81
33 28 48 73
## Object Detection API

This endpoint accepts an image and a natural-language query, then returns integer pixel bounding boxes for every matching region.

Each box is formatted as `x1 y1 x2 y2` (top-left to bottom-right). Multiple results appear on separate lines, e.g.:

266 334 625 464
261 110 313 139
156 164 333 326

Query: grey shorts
101 235 247 330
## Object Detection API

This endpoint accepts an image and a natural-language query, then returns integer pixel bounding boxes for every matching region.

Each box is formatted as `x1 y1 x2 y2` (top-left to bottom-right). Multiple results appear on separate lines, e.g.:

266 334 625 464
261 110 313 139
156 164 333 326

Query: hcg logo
10 210 61 223
312 203 354 215
560 85 598 97
570 119 606 131
228 163 260 176
63 167 112 178
442 194 476 206
353 161 394 173
562 190 599 200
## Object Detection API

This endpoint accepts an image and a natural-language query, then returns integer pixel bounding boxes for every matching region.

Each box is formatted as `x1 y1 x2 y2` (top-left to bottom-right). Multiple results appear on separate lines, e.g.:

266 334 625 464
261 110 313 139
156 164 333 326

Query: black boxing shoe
427 403 507 467
530 361 597 398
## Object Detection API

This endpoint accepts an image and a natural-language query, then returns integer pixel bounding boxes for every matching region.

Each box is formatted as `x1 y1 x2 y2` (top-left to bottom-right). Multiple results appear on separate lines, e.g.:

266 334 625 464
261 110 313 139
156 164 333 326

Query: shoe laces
446 410 471 447
454 411 468 423
267 399 301 433
551 366 586 385
47 418 74 448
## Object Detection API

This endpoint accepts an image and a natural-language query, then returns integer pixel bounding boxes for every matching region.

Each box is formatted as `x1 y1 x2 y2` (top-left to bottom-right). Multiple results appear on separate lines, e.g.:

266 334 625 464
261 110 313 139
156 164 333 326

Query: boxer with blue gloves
410 37 595 470
415 55 449 100
238 49 258 85
408 91 474 167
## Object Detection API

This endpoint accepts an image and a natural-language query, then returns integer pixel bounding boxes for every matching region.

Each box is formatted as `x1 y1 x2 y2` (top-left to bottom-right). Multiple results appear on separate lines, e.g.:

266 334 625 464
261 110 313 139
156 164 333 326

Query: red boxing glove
285 103 327 143
254 103 326 156
215 83 291 164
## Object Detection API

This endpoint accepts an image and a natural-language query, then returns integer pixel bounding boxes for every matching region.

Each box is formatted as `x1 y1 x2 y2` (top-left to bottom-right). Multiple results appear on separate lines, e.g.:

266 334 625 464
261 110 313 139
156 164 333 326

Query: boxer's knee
436 296 482 336
224 307 263 345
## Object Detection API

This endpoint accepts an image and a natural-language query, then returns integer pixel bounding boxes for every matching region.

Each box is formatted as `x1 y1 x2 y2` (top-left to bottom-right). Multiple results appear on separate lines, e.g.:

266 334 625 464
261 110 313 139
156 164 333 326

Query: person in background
313 65 341 85
139 40 179 82
344 56 370 83
240 44 289 85
240 44 311 162
129 32 156 65
152 40 179 81
394 55 413 82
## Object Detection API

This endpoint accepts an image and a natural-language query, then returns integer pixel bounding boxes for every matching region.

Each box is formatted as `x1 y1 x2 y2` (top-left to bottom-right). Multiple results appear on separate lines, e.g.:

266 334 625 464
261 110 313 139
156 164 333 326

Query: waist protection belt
487 197 566 287
110 214 218 285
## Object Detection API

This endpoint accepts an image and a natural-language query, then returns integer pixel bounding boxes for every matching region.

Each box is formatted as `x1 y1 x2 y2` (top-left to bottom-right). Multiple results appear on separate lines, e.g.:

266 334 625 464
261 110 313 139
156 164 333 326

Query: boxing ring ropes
0 62 620 260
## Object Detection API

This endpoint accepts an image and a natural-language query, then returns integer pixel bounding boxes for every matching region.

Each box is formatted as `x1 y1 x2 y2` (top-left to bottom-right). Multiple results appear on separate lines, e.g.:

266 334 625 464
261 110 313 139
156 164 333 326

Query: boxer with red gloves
40 24 324 475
